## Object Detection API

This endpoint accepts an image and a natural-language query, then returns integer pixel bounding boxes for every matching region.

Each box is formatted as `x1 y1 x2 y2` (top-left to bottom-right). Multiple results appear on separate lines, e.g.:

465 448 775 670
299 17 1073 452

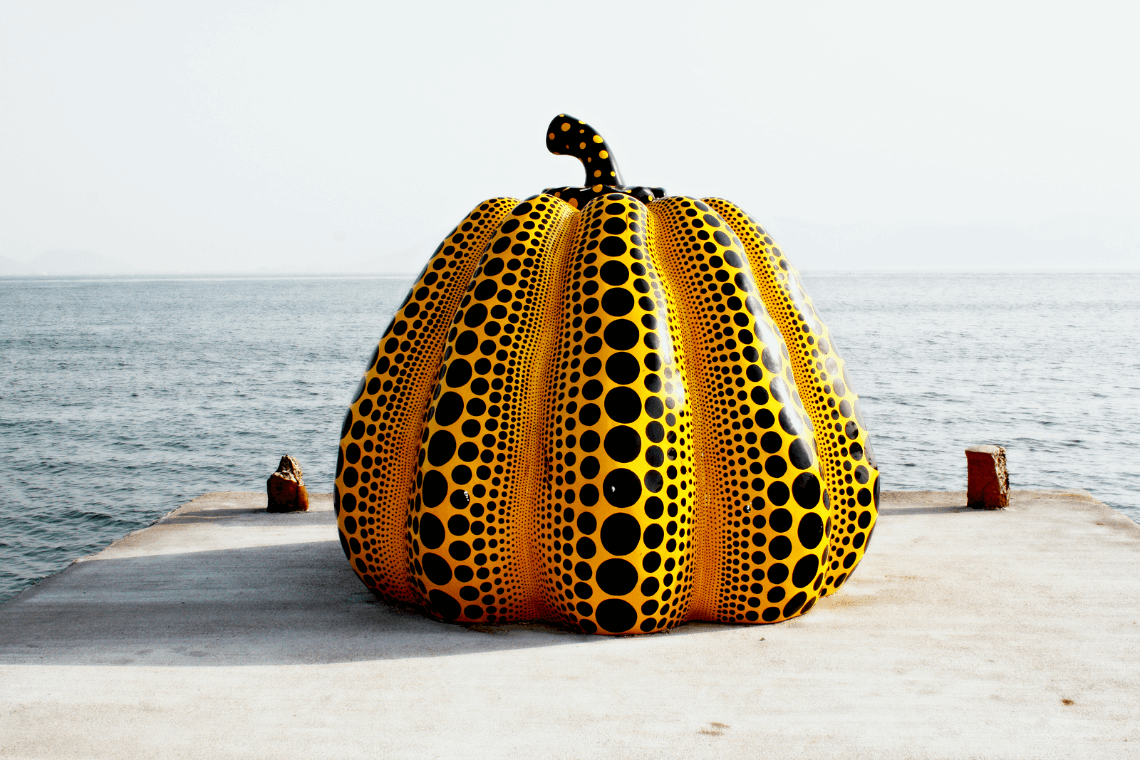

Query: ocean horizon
2 270 1137 604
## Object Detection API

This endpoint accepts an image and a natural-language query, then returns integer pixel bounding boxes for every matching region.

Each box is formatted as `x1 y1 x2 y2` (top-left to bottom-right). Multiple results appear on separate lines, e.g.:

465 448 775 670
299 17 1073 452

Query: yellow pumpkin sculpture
335 114 880 634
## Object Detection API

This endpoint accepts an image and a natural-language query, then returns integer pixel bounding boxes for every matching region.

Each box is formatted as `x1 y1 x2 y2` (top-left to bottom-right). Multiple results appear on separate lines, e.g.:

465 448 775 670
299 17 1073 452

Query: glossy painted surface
333 116 879 633
542 113 665 208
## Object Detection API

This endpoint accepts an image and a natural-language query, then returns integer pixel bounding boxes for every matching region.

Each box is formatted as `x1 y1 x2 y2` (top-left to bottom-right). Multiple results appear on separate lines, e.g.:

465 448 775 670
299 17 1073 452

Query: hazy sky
1 1 1137 273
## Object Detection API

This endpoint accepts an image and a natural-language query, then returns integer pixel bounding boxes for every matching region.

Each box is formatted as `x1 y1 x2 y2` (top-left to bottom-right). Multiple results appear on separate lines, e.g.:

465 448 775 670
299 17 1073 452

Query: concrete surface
1 489 1138 759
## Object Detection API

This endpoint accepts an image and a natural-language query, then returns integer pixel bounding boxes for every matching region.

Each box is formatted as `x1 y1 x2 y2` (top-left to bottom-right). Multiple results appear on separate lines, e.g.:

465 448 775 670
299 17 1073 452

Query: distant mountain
0 250 137 276
0 256 32 276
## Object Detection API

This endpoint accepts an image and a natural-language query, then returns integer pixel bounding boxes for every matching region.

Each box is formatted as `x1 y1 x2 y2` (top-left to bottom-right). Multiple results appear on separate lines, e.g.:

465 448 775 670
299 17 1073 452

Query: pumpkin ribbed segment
337 191 869 634
704 199 881 596
540 194 696 634
648 197 828 625
335 197 517 606
408 197 578 623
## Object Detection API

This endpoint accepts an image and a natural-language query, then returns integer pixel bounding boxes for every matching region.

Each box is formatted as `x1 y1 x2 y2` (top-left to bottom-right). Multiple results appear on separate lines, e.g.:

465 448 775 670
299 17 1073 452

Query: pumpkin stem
543 115 665 207
546 114 625 187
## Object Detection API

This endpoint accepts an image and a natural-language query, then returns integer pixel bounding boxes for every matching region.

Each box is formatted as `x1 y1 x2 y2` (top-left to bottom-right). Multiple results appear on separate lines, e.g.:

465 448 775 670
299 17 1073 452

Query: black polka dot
765 455 787 478
580 403 601 426
583 379 603 399
600 513 641 555
767 562 789 584
580 430 600 451
428 589 461 620
769 377 789 403
644 445 663 467
600 261 629 285
580 485 599 506
474 280 497 301
604 387 641 423
422 471 448 507
792 472 821 508
797 512 824 549
345 443 360 464
596 559 638 595
447 514 469 536
446 359 472 388
769 536 792 560
455 331 478 355
603 468 642 508
603 217 627 235
604 426 641 462
464 304 487 328
600 236 626 256
596 599 637 632
761 432 783 453
427 430 456 467
577 511 597 534
421 553 452 585
602 289 634 317
644 496 664 519
645 421 664 442
580 456 600 479
643 470 663 493
435 393 464 427
788 438 813 469
605 352 640 384
449 541 471 561
576 537 597 558
783 592 808 617
419 512 445 549
770 508 793 532
761 346 781 373
779 408 801 435
792 555 819 588
643 523 664 548
603 319 639 350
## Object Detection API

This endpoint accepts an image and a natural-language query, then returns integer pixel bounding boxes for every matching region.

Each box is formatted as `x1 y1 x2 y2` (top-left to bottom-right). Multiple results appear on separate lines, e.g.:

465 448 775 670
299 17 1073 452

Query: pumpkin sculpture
335 115 880 635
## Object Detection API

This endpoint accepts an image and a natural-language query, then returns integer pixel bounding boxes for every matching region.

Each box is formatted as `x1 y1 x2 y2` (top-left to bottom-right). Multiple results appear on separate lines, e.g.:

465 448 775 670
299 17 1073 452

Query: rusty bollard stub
267 455 310 513
966 445 1009 509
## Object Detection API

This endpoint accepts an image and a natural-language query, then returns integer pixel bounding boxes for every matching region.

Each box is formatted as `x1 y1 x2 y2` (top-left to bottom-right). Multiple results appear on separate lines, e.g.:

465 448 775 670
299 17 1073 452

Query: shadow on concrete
161 509 333 527
0 537 740 668
879 505 972 516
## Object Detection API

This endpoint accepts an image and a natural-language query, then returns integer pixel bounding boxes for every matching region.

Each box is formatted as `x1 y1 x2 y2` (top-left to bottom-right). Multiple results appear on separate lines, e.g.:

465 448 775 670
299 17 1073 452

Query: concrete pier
2 490 1138 759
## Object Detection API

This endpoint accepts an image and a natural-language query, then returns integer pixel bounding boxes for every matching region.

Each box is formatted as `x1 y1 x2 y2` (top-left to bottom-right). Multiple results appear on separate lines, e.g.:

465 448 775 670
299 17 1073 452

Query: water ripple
0 272 1136 603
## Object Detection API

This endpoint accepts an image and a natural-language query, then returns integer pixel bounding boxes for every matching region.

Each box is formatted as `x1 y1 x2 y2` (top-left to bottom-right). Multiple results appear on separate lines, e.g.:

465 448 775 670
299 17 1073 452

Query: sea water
2 272 1137 603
